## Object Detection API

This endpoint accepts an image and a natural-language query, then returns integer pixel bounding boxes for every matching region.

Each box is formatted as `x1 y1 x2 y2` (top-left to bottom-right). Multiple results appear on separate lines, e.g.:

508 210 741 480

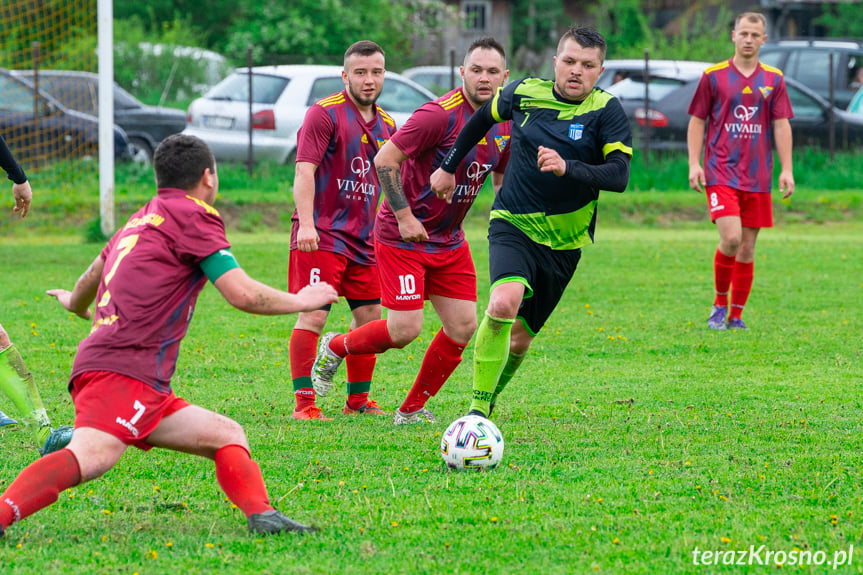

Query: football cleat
39 426 73 457
707 305 728 330
0 410 17 428
291 405 333 421
248 510 316 535
726 317 748 330
392 407 436 425
311 332 344 398
467 408 488 419
342 399 389 416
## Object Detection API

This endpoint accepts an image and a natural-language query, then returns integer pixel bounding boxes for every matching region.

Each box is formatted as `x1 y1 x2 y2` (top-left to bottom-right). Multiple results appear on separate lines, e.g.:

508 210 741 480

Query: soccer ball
440 415 504 471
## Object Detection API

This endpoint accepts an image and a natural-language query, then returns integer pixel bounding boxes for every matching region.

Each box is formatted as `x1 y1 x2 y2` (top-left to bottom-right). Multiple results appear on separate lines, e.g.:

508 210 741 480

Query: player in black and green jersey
430 26 632 418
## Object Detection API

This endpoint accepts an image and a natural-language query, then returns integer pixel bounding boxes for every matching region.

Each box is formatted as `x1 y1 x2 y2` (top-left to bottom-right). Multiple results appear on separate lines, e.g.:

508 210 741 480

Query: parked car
632 75 863 151
401 66 461 96
0 68 127 165
759 39 863 109
596 59 711 91
605 74 696 120
183 65 436 164
12 70 186 163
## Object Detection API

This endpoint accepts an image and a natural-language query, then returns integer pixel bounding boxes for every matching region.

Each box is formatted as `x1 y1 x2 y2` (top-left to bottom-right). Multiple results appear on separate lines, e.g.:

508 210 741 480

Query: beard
348 82 381 107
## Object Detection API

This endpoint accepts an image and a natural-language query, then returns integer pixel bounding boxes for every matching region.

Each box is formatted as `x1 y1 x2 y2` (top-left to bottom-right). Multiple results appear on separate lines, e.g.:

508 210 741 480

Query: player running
430 26 632 419
0 135 338 539
311 38 511 425
287 41 396 420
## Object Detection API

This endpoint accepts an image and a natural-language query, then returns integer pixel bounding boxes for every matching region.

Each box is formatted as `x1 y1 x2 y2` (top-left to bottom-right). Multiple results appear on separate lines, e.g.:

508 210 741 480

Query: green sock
491 351 526 407
470 313 513 416
0 345 52 445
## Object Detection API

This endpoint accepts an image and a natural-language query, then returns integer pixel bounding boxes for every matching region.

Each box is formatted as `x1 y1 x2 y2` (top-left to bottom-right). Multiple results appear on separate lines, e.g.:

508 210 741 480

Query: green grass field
1 212 861 573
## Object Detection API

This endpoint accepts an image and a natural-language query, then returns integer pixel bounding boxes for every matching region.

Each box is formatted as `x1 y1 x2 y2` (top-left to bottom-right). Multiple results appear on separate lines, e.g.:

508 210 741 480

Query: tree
223 0 444 70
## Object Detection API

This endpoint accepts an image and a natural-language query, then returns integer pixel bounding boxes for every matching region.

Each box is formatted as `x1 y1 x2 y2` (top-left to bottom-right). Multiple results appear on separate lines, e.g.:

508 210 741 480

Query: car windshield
0 75 37 113
207 73 290 104
377 79 431 114
606 77 684 101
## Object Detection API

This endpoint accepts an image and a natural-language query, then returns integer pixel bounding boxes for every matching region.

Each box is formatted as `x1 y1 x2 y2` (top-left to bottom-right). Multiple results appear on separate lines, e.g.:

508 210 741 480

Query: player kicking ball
0 135 338 539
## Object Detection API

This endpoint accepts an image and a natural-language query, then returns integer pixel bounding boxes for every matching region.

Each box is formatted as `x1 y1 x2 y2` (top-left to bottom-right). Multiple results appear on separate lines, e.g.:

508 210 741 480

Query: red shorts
70 371 190 451
375 242 476 311
288 249 380 300
706 185 774 228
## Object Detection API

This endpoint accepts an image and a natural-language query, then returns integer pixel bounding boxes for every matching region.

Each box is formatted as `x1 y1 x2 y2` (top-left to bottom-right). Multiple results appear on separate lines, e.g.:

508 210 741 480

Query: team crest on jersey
494 135 510 152
758 85 774 99
568 123 584 141
376 137 389 148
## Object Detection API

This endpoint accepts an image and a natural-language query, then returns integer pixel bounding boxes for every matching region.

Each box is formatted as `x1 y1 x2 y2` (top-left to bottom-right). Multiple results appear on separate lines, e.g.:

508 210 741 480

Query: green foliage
813 3 863 38
510 0 567 52
590 0 736 62
113 17 229 107
0 0 96 69
222 0 443 70
114 0 241 52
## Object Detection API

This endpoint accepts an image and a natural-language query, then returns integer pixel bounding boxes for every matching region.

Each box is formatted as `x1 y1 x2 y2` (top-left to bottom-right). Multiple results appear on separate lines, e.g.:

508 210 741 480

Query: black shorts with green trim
488 218 581 336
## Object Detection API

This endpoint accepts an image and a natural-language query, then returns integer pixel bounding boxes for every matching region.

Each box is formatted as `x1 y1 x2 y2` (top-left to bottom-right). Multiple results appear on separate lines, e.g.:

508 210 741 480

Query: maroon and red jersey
70 189 230 393
374 87 511 253
291 89 396 265
688 59 793 193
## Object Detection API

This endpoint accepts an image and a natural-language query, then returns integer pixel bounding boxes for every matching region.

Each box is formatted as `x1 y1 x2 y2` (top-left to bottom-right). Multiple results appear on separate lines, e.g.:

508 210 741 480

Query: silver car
183 65 436 164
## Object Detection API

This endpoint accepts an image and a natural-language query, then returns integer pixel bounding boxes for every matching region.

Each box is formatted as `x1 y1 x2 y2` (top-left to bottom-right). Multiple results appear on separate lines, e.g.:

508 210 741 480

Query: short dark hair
557 26 607 62
735 12 767 29
464 37 507 67
344 40 385 68
153 134 215 191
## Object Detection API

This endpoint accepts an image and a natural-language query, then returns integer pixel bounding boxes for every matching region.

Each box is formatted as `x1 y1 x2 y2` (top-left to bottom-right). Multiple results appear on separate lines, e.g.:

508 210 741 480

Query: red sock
214 444 272 517
400 329 465 413
289 329 318 410
330 319 399 357
729 260 754 320
346 353 376 409
713 249 736 307
0 449 81 529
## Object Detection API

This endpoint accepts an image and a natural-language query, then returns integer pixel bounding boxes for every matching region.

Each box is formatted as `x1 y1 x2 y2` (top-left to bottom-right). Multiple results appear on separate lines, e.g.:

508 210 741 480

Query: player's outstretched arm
46 255 104 320
213 268 338 315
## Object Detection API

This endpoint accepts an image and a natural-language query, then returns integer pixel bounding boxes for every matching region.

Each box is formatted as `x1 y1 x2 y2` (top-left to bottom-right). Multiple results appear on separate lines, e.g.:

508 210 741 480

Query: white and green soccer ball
440 415 504 471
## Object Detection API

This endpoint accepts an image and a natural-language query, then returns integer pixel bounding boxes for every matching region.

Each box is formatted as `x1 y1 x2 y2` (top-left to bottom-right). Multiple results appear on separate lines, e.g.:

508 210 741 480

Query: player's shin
470 314 514 417
490 351 526 410
0 449 82 530
214 444 272 517
0 345 52 445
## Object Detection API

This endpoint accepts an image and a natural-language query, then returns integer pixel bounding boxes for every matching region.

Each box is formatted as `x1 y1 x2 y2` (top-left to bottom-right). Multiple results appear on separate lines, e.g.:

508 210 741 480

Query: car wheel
128 138 154 164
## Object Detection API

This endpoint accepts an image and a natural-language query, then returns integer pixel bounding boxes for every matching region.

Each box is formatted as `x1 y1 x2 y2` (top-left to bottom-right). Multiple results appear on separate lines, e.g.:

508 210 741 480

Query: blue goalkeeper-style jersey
488 77 632 250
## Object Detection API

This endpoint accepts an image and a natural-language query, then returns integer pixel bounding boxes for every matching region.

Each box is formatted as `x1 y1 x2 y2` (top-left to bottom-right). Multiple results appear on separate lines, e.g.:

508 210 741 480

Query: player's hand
296 282 339 310
430 168 456 204
12 181 32 218
688 164 706 193
46 289 92 320
397 213 429 243
537 146 566 176
296 223 319 252
778 170 795 199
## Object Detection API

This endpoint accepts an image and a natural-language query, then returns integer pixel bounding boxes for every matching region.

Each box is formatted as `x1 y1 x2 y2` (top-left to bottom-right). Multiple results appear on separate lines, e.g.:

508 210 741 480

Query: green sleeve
200 248 240 282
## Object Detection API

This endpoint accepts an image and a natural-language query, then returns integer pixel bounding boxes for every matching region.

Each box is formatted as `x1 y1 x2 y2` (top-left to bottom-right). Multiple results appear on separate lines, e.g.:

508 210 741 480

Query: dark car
632 75 863 151
759 39 863 109
13 70 186 163
0 68 127 166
